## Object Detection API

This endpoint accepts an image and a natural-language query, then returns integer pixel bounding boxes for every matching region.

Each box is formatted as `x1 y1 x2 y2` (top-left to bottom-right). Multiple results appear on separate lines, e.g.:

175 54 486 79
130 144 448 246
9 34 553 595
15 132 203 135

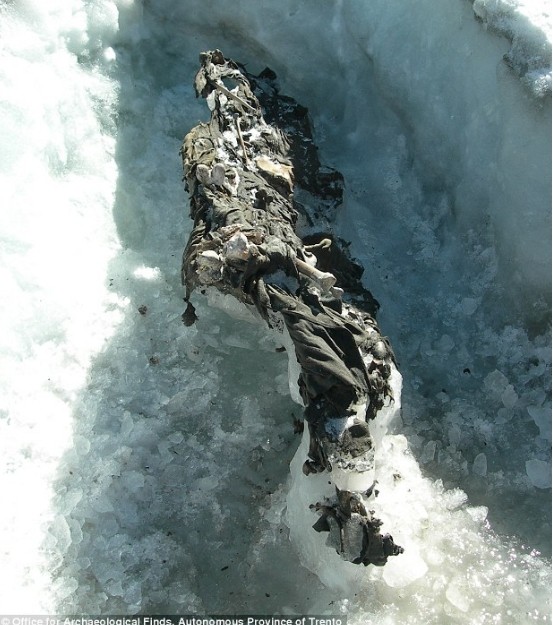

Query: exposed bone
295 257 337 292
207 77 257 114
234 115 249 165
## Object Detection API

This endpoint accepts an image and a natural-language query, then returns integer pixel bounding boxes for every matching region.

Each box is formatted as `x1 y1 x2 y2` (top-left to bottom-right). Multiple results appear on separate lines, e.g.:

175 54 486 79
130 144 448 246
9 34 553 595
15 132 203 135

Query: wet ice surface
0 0 551 622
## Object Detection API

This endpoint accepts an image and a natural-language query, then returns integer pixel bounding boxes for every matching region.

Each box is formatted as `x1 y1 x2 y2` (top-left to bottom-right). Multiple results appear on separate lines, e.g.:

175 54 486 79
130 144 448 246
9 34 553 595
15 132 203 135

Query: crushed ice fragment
484 370 509 396
91 495 115 514
52 576 78 600
420 440 437 464
460 297 479 315
501 384 518 409
120 412 134 437
527 405 552 441
100 516 120 538
195 476 219 491
525 459 552 489
466 505 488 524
133 265 161 280
448 425 461 448
106 578 125 597
435 334 454 353
77 557 91 570
59 489 83 514
121 470 145 492
446 575 471 612
472 452 488 476
443 488 468 510
168 431 184 444
50 516 72 552
103 47 116 63
68 517 84 544
74 436 91 456
124 580 142 605
382 545 428 588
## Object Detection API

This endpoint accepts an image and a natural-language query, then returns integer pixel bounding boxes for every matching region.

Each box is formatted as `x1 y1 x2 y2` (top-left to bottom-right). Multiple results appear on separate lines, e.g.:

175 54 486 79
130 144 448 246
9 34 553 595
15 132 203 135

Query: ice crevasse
0 0 550 621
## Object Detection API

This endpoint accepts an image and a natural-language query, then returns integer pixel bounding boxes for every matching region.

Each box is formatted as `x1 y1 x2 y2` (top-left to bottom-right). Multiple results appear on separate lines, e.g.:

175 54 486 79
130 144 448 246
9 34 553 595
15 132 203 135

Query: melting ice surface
0 0 551 621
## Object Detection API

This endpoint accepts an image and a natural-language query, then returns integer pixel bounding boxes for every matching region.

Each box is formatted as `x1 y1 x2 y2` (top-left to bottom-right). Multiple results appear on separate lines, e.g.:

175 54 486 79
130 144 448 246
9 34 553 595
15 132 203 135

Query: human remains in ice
181 50 403 566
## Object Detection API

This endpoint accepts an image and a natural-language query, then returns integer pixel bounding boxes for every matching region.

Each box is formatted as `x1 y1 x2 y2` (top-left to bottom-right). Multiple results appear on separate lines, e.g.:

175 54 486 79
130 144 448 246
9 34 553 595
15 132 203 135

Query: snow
0 0 550 621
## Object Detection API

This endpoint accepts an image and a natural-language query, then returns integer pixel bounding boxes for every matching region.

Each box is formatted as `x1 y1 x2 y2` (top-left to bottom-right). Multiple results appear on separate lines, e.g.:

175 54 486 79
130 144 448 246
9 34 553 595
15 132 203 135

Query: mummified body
181 50 403 566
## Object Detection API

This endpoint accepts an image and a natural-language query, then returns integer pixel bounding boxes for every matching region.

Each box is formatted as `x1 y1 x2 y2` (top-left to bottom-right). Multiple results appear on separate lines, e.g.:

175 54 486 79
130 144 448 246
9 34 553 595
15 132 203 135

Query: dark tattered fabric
267 285 369 415
180 50 402 565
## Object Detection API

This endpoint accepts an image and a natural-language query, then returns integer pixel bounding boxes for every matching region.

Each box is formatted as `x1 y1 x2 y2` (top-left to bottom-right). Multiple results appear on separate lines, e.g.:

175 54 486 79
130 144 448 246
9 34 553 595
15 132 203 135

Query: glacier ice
0 0 550 621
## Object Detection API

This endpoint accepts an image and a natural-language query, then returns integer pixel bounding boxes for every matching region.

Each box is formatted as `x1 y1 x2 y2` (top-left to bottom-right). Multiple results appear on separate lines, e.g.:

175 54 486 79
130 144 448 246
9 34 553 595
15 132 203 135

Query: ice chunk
90 558 117 584
49 516 72 552
53 576 78 601
467 506 488 524
68 517 84 544
275 372 290 396
120 411 134 437
525 459 552 489
103 47 116 63
448 425 461 449
460 297 479 315
124 580 142 605
168 431 184 444
501 384 518 409
420 440 437 464
496 407 514 424
484 370 509 395
446 575 471 612
121 470 145 492
205 286 259 322
195 476 219 491
166 386 212 414
382 545 428 588
77 557 91 570
443 488 469 511
221 334 252 349
100 515 120 538
91 495 114 514
105 578 124 597
59 489 83 514
74 435 91 456
527 405 552 441
472 453 488 477
435 334 454 353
